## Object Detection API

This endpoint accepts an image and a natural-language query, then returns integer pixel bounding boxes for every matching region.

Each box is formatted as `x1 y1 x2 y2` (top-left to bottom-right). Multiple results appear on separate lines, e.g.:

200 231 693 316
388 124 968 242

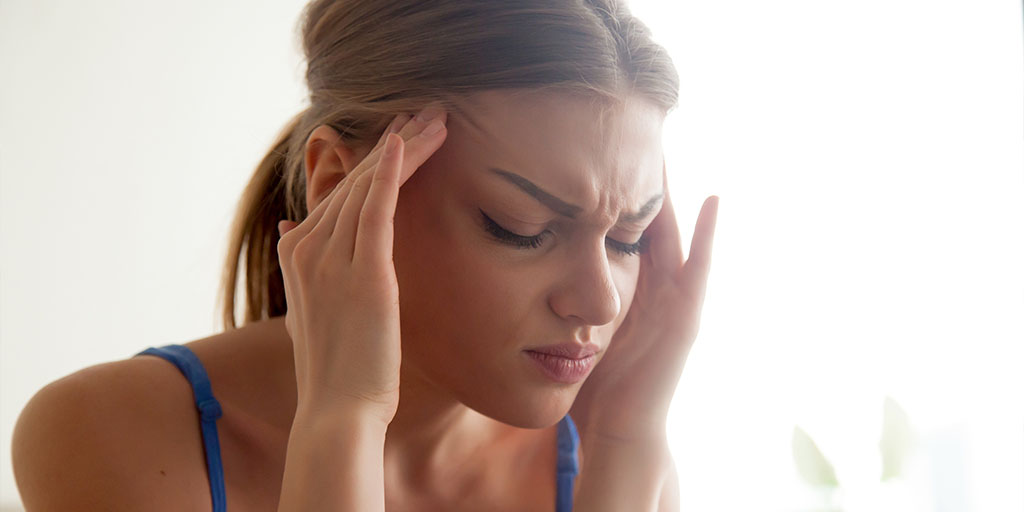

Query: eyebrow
488 167 664 225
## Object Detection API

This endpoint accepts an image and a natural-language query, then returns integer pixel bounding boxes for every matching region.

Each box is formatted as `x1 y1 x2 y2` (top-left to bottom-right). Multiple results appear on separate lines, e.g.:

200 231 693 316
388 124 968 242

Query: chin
459 384 579 430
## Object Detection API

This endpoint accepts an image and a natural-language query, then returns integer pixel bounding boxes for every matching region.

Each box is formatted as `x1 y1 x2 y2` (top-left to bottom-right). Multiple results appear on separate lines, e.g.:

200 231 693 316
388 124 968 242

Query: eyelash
479 210 648 257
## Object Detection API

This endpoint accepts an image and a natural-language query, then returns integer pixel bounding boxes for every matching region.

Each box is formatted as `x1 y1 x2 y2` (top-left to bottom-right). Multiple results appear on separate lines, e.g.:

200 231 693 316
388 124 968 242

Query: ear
304 124 370 212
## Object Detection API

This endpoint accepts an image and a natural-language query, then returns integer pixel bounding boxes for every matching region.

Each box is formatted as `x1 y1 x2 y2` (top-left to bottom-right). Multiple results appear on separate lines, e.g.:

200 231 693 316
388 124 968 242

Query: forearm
573 433 672 512
277 407 388 511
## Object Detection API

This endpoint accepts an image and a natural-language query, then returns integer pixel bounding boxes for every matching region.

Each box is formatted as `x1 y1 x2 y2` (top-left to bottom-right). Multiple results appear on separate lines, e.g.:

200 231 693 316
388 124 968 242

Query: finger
285 108 444 241
370 113 414 154
333 165 377 262
346 107 447 185
647 160 685 270
336 113 446 233
682 195 719 297
288 112 407 239
395 105 446 149
305 168 363 243
353 132 403 268
278 220 299 237
396 117 447 186
284 174 346 241
343 113 412 187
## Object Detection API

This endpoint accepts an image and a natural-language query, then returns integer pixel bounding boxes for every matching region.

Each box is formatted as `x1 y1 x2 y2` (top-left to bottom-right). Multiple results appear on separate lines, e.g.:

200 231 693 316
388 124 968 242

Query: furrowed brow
489 167 662 225
618 194 664 225
489 168 582 218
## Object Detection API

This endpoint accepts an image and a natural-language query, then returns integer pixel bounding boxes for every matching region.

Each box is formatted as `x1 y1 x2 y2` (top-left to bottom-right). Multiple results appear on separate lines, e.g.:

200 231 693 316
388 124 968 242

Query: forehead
444 90 665 208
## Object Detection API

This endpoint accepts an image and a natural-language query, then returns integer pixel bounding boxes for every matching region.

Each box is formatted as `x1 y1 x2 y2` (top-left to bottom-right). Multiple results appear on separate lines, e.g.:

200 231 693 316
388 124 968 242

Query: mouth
523 350 596 384
524 341 600 359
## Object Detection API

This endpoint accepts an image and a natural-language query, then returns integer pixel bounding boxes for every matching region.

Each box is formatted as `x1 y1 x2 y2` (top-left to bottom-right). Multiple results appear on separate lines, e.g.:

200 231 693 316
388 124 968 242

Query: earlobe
303 124 363 211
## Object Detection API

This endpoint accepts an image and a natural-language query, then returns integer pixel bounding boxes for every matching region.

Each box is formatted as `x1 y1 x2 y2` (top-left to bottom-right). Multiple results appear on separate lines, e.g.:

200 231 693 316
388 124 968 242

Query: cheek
391 184 540 358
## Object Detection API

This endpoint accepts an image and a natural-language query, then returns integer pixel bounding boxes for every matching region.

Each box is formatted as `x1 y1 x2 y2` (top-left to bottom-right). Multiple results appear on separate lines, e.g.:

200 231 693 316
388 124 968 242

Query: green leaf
879 395 914 481
792 425 839 488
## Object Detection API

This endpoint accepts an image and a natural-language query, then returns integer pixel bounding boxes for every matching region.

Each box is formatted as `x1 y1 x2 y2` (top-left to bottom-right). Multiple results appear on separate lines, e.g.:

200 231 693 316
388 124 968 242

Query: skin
299 89 666 501
10 89 708 511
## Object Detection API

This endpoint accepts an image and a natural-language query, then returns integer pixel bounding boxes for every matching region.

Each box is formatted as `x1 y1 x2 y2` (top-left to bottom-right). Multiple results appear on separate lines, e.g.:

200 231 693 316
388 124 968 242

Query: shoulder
12 355 212 511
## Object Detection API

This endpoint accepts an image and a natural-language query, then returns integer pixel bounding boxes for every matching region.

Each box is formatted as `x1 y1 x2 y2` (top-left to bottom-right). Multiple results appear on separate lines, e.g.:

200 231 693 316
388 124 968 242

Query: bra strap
556 413 581 512
137 345 226 512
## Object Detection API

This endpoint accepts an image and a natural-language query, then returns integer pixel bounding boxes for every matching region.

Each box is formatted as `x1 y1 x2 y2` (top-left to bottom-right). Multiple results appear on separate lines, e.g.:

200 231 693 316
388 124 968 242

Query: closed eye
479 209 648 256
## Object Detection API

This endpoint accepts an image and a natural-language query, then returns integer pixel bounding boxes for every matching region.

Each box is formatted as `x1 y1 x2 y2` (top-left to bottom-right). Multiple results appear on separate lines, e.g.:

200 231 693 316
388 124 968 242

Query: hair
217 0 680 330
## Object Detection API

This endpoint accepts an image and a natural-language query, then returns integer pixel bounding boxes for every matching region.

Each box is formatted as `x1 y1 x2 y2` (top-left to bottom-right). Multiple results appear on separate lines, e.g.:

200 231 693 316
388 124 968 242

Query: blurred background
1 0 1021 510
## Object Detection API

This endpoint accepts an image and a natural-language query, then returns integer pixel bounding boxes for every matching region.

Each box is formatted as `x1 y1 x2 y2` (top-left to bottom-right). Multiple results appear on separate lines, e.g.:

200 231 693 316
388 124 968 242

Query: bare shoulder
12 354 214 511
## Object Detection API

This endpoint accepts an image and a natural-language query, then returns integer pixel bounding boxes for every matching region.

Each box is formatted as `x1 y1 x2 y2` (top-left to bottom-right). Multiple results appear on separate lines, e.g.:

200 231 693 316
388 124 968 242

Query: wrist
292 400 392 438
582 426 669 455
573 426 672 511
279 400 388 511
581 411 669 446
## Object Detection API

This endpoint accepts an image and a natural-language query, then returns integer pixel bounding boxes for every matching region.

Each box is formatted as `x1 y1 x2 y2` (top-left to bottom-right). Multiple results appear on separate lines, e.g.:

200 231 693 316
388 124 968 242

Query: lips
525 342 599 360
523 341 600 384
524 350 596 383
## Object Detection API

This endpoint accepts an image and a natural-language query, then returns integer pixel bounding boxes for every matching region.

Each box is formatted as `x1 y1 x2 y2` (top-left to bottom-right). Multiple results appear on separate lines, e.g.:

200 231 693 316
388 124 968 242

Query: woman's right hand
275 106 448 426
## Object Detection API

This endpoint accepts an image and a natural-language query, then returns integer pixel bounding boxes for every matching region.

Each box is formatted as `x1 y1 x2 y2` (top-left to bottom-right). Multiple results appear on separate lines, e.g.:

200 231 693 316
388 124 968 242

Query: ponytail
217 110 307 330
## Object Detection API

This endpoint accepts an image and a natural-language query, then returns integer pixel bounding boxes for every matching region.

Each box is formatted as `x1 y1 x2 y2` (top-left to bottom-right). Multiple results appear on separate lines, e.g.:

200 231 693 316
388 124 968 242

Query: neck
257 316 541 493
384 364 523 490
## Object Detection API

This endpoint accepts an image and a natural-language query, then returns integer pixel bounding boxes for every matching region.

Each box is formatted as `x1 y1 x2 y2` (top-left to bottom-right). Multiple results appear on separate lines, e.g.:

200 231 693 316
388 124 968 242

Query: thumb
277 220 298 237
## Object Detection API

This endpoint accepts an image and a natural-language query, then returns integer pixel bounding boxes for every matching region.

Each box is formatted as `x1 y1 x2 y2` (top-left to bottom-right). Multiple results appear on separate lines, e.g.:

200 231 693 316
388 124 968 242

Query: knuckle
277 232 302 260
350 174 371 193
277 243 291 266
359 208 392 230
291 236 319 263
277 234 293 256
311 264 341 285
372 167 394 184
278 223 299 242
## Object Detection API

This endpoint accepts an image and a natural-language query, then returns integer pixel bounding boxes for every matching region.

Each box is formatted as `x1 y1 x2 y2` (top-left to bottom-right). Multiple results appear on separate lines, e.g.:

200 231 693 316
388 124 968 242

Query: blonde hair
217 0 680 330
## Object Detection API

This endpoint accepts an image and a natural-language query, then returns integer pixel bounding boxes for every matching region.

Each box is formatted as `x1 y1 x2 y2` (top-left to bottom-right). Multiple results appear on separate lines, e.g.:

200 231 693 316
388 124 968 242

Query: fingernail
383 132 400 156
420 120 444 137
415 106 444 122
390 113 412 133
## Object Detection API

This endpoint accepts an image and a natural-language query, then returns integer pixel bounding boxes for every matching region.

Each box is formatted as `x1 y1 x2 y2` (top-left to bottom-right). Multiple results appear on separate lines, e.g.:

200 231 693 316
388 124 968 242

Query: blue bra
135 344 580 511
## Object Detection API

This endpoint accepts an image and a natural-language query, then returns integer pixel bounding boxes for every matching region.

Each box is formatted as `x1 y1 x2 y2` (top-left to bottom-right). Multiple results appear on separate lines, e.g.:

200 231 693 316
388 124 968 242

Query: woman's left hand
571 161 719 444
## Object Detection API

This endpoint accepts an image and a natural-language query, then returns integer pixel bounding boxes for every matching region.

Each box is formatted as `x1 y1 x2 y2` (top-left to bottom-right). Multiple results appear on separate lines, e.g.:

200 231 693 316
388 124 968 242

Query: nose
547 240 621 327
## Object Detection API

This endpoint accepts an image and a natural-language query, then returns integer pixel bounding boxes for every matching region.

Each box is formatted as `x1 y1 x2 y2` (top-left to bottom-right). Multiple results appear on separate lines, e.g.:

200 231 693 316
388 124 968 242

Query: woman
12 0 718 510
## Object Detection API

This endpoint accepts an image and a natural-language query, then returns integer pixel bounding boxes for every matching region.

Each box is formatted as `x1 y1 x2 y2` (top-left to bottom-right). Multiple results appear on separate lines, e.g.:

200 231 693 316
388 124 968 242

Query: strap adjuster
198 397 223 422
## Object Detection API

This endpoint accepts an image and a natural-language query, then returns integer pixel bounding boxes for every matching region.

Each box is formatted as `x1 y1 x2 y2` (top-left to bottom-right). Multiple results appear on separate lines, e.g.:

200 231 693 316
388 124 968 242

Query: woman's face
392 90 665 428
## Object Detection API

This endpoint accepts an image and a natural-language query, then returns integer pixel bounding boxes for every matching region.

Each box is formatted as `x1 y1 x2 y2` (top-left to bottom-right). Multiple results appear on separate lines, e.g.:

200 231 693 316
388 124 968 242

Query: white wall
1 1 310 508
2 1 1022 510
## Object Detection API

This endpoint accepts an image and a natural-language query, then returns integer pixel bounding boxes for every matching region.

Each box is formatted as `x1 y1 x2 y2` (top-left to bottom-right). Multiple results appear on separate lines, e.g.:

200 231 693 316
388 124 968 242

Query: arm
658 454 681 512
276 406 388 511
572 433 673 512
274 109 447 511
